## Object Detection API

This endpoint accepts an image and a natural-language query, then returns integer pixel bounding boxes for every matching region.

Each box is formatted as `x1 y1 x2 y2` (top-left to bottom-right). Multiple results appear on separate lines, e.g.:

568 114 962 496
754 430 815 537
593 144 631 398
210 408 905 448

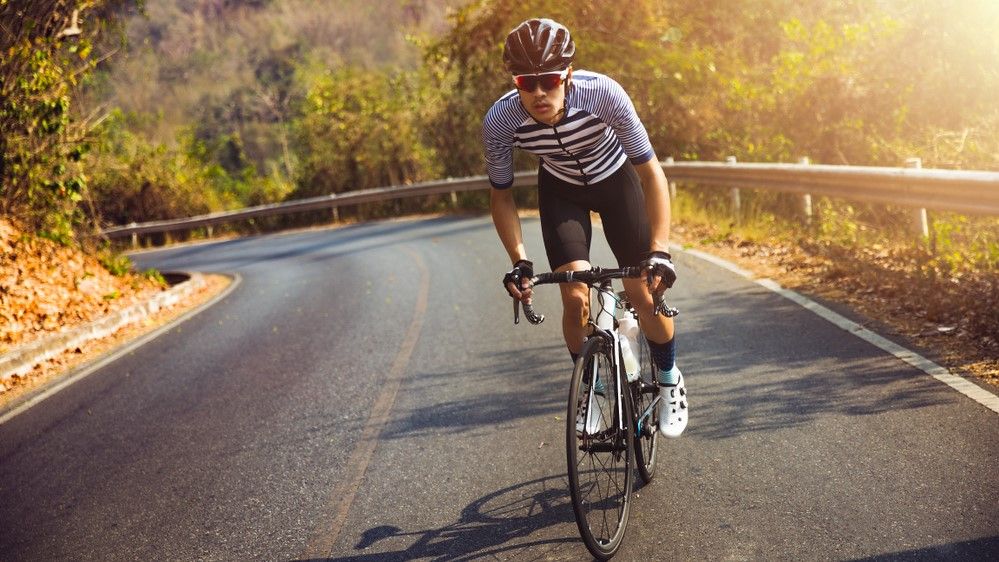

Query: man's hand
640 251 676 295
502 259 534 302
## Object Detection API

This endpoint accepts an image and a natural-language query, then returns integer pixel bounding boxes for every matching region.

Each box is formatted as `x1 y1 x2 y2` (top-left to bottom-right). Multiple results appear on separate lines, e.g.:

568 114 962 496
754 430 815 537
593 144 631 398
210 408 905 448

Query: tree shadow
382 342 570 439
131 215 496 272
846 535 999 561
382 281 960 446
664 284 959 440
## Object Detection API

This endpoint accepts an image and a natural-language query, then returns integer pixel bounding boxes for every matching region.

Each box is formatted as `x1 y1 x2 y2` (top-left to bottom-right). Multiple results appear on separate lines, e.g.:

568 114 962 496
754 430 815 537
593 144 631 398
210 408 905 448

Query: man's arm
490 188 528 263
490 187 532 300
633 157 671 253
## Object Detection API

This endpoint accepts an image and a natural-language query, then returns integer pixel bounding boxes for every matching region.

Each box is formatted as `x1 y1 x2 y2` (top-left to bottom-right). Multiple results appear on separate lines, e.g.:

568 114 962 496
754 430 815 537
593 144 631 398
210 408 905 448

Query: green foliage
141 267 166 286
98 248 133 276
85 110 227 225
929 215 999 273
36 208 78 246
0 0 129 238
290 65 442 198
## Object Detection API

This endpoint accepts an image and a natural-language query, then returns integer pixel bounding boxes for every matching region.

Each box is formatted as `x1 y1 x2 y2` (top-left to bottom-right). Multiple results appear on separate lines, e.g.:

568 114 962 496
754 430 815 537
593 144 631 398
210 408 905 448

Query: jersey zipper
551 123 590 185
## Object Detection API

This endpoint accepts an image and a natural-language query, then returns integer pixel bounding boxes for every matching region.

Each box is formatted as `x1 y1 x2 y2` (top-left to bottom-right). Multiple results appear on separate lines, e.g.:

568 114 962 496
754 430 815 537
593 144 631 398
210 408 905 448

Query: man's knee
626 286 656 317
562 287 589 321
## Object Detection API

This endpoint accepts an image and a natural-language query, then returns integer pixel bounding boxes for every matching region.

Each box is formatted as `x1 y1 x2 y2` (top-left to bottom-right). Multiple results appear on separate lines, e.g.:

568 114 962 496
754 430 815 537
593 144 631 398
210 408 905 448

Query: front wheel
566 335 633 559
633 332 660 483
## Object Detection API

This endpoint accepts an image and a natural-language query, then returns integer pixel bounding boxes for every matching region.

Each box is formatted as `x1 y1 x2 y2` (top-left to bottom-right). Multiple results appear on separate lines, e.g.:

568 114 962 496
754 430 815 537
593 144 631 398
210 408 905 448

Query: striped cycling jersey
482 70 655 189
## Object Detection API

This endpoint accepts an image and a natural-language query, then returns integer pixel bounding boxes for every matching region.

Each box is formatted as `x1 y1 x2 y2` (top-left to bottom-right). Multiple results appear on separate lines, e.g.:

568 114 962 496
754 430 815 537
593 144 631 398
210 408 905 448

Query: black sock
648 337 676 373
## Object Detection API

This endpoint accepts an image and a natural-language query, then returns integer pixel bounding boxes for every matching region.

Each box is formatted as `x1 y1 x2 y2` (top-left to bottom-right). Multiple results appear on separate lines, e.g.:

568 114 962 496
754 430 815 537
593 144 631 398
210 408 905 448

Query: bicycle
512 266 678 559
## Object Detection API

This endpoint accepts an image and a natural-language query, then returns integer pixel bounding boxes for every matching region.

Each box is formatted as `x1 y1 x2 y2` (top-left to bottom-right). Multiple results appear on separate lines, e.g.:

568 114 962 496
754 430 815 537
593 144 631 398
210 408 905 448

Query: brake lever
522 301 545 325
653 292 679 317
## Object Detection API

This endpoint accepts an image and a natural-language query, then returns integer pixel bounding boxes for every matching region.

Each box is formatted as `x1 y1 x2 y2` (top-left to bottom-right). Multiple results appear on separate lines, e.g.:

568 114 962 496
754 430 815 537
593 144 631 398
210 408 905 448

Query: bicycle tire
633 332 660 483
566 335 633 560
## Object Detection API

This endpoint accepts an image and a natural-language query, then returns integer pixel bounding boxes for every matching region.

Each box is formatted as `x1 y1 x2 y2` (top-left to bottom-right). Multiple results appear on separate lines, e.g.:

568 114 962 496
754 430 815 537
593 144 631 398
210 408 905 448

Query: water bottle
618 315 640 382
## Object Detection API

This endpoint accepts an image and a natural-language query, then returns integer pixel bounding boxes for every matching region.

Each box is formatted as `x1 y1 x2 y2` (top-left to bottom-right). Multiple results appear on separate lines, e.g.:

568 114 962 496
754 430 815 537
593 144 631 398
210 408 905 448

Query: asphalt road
1 215 996 561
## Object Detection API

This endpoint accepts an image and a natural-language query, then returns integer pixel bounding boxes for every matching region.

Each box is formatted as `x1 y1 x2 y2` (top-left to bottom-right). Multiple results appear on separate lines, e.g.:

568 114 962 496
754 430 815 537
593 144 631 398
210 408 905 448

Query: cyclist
484 18 687 437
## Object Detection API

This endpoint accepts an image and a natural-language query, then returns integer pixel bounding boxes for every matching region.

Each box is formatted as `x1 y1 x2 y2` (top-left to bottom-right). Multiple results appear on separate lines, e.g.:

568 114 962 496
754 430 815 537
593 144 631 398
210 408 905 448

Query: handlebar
511 266 678 325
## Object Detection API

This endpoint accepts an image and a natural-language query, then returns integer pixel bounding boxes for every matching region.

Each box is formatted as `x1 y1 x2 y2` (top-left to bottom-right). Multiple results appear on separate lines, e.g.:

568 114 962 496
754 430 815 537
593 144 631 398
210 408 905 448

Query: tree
0 0 127 239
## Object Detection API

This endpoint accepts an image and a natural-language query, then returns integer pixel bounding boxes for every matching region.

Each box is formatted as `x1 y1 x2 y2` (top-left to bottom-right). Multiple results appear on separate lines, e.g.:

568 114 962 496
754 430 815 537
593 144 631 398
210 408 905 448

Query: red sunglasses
513 70 569 92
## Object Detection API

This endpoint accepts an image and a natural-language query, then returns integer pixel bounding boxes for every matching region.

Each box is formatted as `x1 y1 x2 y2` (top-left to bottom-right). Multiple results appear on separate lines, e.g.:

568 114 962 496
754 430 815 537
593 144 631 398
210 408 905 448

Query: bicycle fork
589 282 629 455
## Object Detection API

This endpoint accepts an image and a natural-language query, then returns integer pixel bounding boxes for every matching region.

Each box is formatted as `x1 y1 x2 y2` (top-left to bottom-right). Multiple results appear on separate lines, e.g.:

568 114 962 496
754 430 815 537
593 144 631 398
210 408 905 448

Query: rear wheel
566 335 633 560
633 331 660 483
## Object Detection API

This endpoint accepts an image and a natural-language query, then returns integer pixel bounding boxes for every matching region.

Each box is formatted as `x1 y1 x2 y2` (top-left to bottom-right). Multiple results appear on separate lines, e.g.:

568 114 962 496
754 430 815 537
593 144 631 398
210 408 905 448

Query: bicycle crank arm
637 395 661 437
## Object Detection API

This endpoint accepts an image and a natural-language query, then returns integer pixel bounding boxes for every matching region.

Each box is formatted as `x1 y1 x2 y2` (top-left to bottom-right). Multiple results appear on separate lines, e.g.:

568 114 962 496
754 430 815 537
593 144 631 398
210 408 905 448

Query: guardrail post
799 157 813 225
726 156 740 224
906 158 930 240
450 191 458 208
206 225 213 239
332 206 340 222
665 157 678 201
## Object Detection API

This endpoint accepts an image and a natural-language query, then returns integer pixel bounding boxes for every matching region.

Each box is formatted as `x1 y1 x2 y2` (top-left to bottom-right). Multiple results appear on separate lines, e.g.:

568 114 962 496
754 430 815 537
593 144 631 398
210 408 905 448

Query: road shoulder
0 273 234 417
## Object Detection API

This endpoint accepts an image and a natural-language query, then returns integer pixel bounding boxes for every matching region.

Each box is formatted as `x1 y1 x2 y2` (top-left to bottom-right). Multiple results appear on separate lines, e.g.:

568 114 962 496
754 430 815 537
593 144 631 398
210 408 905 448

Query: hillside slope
0 220 165 357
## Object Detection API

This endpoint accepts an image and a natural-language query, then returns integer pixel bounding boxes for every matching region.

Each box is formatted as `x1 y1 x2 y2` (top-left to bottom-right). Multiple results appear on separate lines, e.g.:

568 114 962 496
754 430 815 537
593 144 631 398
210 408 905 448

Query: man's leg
623 278 686 437
557 260 593 355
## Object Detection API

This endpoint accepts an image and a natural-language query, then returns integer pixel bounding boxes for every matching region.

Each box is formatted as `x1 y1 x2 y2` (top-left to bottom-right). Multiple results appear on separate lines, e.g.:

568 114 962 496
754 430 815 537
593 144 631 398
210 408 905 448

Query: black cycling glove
502 259 534 298
640 251 677 290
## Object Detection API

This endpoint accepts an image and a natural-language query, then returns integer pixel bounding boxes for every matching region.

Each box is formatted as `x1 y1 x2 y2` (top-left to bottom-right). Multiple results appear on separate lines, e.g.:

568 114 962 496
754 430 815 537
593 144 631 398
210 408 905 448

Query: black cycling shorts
538 163 651 270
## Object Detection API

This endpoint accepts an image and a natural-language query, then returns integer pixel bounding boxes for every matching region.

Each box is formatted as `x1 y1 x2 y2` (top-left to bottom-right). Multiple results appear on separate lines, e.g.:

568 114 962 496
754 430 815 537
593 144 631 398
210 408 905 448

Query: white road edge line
679 247 999 415
0 273 243 426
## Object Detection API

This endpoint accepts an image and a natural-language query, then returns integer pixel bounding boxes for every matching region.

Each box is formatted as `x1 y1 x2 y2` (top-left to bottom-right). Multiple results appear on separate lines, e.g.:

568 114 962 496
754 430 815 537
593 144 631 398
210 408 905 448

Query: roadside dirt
0 219 231 410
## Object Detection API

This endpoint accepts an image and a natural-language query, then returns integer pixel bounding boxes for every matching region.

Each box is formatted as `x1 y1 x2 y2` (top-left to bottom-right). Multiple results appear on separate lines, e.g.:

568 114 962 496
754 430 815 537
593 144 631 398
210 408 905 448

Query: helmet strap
554 77 571 120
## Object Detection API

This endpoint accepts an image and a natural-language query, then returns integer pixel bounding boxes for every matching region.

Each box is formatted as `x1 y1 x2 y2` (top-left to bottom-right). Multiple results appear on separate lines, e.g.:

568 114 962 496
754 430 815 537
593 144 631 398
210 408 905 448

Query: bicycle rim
633 332 660 483
566 336 633 559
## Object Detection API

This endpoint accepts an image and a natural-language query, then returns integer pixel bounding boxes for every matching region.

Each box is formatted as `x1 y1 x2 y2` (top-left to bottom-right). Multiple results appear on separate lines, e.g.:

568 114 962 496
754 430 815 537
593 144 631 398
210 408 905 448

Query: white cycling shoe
658 368 688 438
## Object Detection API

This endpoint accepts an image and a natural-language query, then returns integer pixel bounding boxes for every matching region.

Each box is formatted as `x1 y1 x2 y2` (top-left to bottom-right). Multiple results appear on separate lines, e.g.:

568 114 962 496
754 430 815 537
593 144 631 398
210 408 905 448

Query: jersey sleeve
600 76 655 165
482 104 516 189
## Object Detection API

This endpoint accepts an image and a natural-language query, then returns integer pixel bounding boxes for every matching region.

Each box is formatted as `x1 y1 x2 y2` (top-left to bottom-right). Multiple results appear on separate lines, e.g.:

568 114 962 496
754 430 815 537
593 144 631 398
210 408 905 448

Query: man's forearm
490 189 528 264
635 159 671 252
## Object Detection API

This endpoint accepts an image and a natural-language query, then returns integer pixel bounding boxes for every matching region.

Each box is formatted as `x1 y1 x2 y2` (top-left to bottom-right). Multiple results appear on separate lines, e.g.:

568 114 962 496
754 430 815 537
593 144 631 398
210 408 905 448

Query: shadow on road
301 474 582 561
132 215 495 272
846 535 999 561
671 284 956 440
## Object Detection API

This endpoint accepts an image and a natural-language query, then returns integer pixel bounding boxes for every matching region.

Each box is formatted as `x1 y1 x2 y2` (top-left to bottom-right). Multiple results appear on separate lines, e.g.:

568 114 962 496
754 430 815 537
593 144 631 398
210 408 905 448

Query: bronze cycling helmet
503 18 575 75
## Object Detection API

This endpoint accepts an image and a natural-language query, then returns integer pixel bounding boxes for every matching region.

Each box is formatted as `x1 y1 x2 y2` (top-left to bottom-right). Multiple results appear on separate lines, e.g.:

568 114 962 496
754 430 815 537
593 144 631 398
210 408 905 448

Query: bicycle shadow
301 473 586 561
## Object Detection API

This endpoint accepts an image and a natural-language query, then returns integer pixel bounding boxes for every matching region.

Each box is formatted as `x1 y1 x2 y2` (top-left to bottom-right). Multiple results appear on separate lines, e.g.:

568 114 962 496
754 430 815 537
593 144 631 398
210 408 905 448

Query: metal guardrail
665 161 999 216
100 171 533 240
100 161 999 240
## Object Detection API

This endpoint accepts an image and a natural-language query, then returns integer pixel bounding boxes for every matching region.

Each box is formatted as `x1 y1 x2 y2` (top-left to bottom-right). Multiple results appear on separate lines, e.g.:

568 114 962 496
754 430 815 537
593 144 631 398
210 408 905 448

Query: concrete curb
0 272 206 384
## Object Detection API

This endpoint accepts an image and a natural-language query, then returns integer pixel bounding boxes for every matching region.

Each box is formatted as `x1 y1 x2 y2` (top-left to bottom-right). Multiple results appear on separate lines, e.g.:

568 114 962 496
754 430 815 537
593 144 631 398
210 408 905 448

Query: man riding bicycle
483 18 688 437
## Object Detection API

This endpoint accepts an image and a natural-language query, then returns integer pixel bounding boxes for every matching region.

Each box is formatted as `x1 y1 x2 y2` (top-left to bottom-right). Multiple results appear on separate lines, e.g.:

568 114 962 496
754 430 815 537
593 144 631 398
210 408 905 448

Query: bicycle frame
516 267 671 439
593 279 627 435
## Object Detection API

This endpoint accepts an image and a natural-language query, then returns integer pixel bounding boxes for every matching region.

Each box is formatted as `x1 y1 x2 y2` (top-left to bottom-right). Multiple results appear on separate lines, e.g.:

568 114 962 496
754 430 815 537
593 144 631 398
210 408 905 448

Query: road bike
513 266 678 559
